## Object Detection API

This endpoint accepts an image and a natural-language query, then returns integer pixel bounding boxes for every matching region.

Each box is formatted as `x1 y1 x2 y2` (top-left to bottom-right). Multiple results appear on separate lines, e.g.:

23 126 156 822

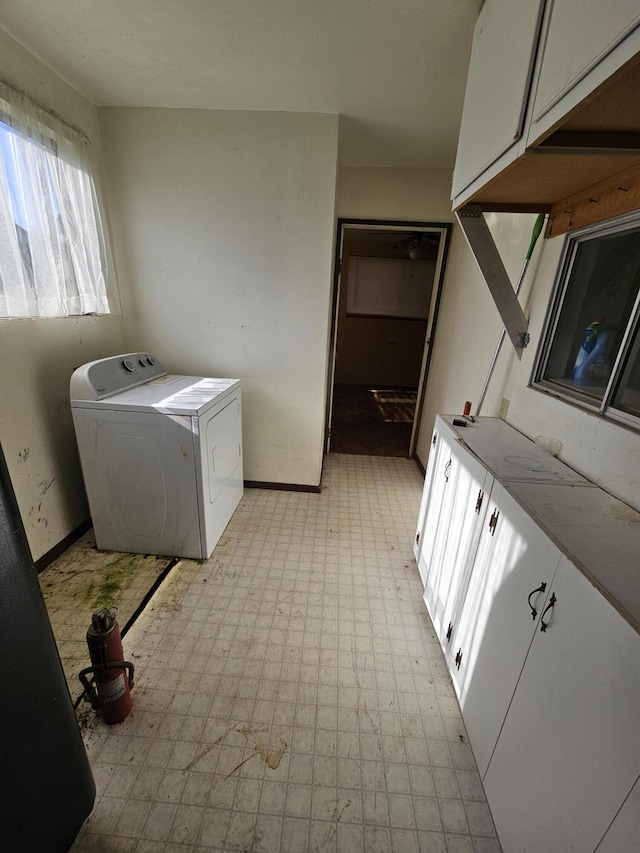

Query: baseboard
244 480 321 494
412 455 426 477
35 483 322 572
35 518 92 574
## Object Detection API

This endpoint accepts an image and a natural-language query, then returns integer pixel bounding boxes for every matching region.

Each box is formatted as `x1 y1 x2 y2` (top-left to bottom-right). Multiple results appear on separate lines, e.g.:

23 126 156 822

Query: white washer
70 353 243 559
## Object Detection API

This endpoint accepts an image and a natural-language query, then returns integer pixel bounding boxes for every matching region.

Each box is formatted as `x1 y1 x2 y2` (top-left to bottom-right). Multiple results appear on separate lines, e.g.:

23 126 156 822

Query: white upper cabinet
528 0 640 144
452 0 545 199
452 0 640 222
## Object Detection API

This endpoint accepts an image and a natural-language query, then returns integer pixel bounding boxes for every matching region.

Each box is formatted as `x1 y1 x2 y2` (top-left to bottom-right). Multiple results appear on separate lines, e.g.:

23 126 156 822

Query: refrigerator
0 441 95 851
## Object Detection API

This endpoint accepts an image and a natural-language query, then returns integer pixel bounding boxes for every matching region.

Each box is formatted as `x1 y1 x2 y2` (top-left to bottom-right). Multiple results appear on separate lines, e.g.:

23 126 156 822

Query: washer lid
71 374 241 415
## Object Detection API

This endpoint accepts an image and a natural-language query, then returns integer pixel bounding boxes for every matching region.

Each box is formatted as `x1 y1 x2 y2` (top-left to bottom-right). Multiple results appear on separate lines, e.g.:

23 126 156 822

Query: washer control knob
139 358 147 367
147 356 155 365
122 358 135 372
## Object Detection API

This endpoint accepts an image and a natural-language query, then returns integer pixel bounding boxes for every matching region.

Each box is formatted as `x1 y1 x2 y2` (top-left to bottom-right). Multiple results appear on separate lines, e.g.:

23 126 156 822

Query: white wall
99 108 339 487
337 165 507 465
335 231 432 387
0 29 127 560
416 212 542 463
421 211 640 511
338 167 640 510
338 166 456 456
500 236 640 509
338 165 454 223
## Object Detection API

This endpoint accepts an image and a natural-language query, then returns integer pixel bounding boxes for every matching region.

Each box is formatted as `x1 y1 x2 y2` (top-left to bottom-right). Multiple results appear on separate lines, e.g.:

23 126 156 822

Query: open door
326 219 451 459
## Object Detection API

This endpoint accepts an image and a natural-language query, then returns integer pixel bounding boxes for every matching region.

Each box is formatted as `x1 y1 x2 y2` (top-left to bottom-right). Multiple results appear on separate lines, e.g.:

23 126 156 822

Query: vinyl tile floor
70 454 501 853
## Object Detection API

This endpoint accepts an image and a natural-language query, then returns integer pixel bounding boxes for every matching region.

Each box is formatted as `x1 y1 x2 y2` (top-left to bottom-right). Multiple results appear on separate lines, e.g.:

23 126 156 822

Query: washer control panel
70 353 167 400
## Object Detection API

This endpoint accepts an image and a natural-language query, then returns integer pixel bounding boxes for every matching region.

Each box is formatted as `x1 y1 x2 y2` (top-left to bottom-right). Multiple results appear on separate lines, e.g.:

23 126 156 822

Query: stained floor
70 454 500 852
39 530 173 699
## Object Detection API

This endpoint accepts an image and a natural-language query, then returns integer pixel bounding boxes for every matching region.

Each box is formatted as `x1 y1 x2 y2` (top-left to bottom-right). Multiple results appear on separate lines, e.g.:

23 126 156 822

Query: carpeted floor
329 385 417 457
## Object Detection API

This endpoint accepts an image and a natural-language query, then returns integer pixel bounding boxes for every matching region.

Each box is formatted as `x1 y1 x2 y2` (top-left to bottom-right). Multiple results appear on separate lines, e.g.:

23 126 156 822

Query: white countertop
441 416 640 633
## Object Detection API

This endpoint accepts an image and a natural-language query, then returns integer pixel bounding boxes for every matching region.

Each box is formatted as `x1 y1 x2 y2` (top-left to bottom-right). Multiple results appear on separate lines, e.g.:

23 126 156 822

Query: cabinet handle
416 532 420 545
455 649 463 670
488 509 499 535
540 593 557 632
446 622 453 642
527 582 547 620
432 433 438 448
475 489 484 514
444 459 452 482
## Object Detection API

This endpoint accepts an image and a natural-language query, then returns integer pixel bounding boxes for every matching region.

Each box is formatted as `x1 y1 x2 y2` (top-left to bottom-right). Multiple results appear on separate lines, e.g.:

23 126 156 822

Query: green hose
526 213 545 261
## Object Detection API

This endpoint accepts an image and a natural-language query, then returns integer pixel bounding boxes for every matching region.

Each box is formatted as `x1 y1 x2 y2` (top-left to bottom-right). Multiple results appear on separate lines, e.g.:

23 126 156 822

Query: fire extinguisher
79 608 134 725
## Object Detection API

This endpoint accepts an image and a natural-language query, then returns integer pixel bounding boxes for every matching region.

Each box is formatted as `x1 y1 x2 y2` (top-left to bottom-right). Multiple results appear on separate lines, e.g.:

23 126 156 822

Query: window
0 81 118 318
533 211 640 429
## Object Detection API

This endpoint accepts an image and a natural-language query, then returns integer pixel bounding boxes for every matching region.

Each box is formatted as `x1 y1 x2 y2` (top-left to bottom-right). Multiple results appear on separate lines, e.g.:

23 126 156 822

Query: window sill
530 379 640 434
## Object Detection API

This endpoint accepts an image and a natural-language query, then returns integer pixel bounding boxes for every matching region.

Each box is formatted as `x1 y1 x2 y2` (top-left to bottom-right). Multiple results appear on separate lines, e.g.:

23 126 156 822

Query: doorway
326 219 451 459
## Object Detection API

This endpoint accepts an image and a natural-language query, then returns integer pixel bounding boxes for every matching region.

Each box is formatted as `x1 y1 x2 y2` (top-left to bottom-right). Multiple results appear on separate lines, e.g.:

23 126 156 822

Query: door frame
325 218 452 460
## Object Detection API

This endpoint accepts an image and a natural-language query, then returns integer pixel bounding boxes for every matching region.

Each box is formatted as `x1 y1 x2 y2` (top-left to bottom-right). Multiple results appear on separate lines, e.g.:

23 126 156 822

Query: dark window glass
542 227 640 405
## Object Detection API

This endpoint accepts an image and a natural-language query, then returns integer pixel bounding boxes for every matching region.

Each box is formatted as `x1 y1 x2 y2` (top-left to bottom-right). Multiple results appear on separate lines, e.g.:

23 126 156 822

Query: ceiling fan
391 232 439 260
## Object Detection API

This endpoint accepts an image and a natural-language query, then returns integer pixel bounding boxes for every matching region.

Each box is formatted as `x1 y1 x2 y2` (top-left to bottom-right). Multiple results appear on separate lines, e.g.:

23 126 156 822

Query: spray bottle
571 315 616 386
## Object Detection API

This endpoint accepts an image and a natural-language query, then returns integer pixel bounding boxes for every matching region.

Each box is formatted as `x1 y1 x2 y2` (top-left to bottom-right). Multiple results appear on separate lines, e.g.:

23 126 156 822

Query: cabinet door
448 483 561 777
529 0 640 141
452 0 545 198
484 556 640 853
423 439 493 651
415 422 455 587
415 421 447 567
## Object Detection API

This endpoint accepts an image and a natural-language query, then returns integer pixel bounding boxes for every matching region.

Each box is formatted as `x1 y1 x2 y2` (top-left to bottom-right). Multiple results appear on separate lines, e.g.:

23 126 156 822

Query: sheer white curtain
0 80 118 317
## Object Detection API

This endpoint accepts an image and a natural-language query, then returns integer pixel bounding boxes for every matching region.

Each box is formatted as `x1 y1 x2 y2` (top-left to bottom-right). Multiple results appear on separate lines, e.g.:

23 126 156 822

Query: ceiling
0 0 482 168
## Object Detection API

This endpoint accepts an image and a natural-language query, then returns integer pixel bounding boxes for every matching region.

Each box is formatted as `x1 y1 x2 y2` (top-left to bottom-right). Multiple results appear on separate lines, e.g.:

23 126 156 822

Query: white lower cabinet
421 431 493 651
415 417 640 853
447 483 561 777
483 555 640 852
414 422 453 586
